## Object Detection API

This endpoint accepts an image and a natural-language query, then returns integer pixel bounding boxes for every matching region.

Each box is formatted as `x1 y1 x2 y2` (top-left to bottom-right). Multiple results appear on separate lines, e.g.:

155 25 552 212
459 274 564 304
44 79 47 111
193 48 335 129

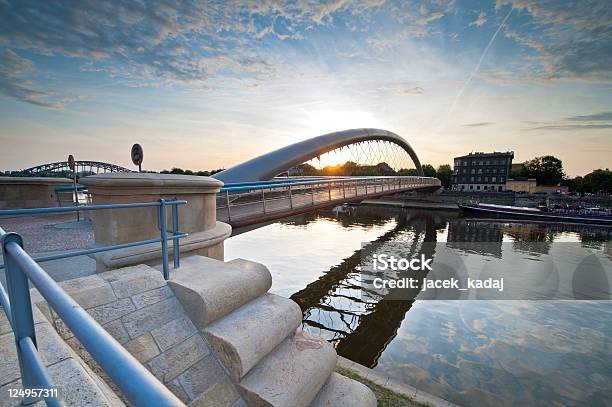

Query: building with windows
451 151 514 192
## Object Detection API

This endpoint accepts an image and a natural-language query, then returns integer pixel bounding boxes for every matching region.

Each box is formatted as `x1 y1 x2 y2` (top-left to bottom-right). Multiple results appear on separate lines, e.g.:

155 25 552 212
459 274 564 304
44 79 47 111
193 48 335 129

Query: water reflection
226 206 612 407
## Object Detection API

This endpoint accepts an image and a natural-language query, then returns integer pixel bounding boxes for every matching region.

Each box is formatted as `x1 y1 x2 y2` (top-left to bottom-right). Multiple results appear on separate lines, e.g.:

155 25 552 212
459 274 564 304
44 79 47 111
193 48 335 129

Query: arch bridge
18 161 132 179
213 128 440 227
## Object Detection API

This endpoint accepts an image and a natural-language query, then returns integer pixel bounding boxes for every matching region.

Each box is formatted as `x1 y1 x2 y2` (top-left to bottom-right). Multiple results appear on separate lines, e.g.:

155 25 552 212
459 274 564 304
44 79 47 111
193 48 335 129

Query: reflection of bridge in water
289 207 446 367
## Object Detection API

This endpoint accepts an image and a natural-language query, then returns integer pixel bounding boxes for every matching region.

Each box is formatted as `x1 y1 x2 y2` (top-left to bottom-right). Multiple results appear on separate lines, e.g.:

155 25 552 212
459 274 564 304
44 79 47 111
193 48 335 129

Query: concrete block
70 285 117 310
110 273 165 299
151 316 197 352
99 264 158 283
0 332 19 386
88 298 136 326
124 333 160 363
131 285 173 309
166 377 191 404
102 319 130 345
47 357 125 406
238 330 337 407
311 373 377 407
168 256 272 328
177 354 228 401
202 294 302 380
121 297 184 339
147 334 209 383
189 378 240 407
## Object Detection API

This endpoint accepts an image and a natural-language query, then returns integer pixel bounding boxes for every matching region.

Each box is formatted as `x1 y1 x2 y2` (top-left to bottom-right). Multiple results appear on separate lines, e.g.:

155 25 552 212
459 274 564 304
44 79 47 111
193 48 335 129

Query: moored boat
458 202 612 226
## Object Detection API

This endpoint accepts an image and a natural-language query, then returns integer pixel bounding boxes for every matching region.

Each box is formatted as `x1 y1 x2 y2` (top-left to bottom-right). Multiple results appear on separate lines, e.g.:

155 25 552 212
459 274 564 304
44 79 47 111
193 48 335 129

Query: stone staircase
24 256 376 406
167 255 376 407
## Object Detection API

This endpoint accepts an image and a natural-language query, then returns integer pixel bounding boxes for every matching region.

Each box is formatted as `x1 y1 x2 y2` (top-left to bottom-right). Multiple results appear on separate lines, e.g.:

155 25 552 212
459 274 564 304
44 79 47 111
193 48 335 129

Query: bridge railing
0 200 189 406
217 176 440 221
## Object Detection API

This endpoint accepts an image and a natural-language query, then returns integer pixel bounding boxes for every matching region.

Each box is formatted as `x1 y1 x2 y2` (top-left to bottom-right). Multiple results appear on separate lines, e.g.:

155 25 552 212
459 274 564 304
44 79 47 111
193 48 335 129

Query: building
506 177 537 193
452 151 514 192
506 178 569 194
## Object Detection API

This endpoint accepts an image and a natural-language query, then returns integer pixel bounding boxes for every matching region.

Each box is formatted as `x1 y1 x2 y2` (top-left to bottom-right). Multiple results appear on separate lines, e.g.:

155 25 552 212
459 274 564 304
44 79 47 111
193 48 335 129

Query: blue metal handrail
0 199 190 406
0 228 184 406
220 175 437 193
0 199 188 280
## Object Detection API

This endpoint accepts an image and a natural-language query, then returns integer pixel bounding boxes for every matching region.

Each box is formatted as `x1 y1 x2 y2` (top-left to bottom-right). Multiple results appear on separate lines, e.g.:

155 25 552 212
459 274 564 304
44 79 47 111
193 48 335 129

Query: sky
0 0 611 177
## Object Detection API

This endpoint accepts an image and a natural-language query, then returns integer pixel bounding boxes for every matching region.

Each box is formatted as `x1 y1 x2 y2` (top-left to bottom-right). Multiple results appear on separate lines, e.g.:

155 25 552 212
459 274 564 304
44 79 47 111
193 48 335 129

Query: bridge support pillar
80 173 231 272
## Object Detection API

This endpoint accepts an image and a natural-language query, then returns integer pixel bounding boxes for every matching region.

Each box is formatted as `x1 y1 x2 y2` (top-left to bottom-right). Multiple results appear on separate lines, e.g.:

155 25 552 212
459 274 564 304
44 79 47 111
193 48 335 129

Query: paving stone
36 322 74 366
124 333 160 363
121 297 184 339
151 316 197 352
53 317 74 340
231 398 249 407
102 319 130 345
131 286 173 309
147 334 209 383
0 332 19 386
47 357 123 406
0 308 12 335
110 274 165 299
100 264 158 283
88 298 136 326
177 354 227 401
59 274 107 294
166 377 191 404
0 379 22 407
69 285 117 310
189 377 240 407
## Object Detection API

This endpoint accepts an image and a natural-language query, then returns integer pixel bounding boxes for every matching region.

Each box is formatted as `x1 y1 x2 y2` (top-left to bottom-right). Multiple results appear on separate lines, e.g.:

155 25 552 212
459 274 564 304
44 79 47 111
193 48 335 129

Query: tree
397 168 418 176
522 155 565 185
421 164 437 178
436 164 452 188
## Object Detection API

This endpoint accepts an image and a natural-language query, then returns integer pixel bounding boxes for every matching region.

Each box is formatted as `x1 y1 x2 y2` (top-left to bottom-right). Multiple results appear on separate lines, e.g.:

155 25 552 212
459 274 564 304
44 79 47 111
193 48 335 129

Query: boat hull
458 204 612 226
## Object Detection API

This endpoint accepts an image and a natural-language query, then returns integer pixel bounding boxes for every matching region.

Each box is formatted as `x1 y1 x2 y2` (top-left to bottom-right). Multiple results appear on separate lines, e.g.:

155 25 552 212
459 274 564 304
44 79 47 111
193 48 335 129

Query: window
485 177 489 182
470 176 475 182
492 176 496 182
486 160 490 165
477 185 481 190
493 168 497 173
478 169 482 174
469 185 473 190
471 169 475 174
500 177 505 183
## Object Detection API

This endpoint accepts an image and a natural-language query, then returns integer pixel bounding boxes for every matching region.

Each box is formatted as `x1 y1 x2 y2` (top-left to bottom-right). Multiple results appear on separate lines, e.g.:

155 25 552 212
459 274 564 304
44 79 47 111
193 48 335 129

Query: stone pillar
0 177 74 209
80 173 231 271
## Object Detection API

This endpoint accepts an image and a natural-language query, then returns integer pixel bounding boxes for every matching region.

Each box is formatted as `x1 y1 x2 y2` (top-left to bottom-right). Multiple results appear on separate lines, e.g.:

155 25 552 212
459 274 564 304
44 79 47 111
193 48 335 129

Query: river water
225 205 612 406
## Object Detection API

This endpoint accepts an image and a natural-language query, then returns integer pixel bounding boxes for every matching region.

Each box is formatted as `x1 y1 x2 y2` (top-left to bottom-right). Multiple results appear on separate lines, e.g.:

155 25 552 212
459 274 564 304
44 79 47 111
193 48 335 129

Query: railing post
225 190 232 221
171 202 180 270
2 232 40 400
289 185 293 209
262 188 267 213
158 199 169 280
328 182 332 201
365 181 368 195
342 182 346 199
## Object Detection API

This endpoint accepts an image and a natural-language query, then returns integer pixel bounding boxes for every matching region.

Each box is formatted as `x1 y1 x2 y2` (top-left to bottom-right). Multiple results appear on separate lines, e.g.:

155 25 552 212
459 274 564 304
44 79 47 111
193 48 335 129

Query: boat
458 202 612 226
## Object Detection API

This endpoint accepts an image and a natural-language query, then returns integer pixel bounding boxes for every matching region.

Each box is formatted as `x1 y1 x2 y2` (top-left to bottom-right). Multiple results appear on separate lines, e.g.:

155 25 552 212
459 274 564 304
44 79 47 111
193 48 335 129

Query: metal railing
218 176 440 221
0 200 189 406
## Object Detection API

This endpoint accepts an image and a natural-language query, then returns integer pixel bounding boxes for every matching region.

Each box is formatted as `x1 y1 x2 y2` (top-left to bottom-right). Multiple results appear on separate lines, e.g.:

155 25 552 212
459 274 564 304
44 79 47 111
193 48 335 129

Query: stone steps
310 373 377 407
168 255 377 407
237 330 337 407
168 256 272 328
202 293 302 380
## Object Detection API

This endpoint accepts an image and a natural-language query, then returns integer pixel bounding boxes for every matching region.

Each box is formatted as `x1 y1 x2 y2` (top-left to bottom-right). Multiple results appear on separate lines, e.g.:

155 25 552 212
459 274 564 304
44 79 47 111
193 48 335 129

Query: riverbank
336 357 458 407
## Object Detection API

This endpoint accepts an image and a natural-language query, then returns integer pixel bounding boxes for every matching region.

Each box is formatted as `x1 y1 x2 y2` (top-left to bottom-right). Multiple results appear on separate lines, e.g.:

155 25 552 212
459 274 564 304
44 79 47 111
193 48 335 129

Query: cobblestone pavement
0 214 96 282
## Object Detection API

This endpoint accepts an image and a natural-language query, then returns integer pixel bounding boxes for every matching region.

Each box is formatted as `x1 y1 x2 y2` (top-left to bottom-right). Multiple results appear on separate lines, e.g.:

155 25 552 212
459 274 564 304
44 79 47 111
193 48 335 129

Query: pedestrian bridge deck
216 176 440 228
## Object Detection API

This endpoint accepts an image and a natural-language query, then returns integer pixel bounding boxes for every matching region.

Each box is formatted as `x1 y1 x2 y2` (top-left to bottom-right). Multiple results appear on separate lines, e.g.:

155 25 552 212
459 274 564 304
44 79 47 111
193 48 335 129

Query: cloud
463 122 494 127
469 11 487 27
0 48 71 108
525 111 612 130
528 124 612 130
497 0 612 82
400 86 424 95
563 111 612 122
